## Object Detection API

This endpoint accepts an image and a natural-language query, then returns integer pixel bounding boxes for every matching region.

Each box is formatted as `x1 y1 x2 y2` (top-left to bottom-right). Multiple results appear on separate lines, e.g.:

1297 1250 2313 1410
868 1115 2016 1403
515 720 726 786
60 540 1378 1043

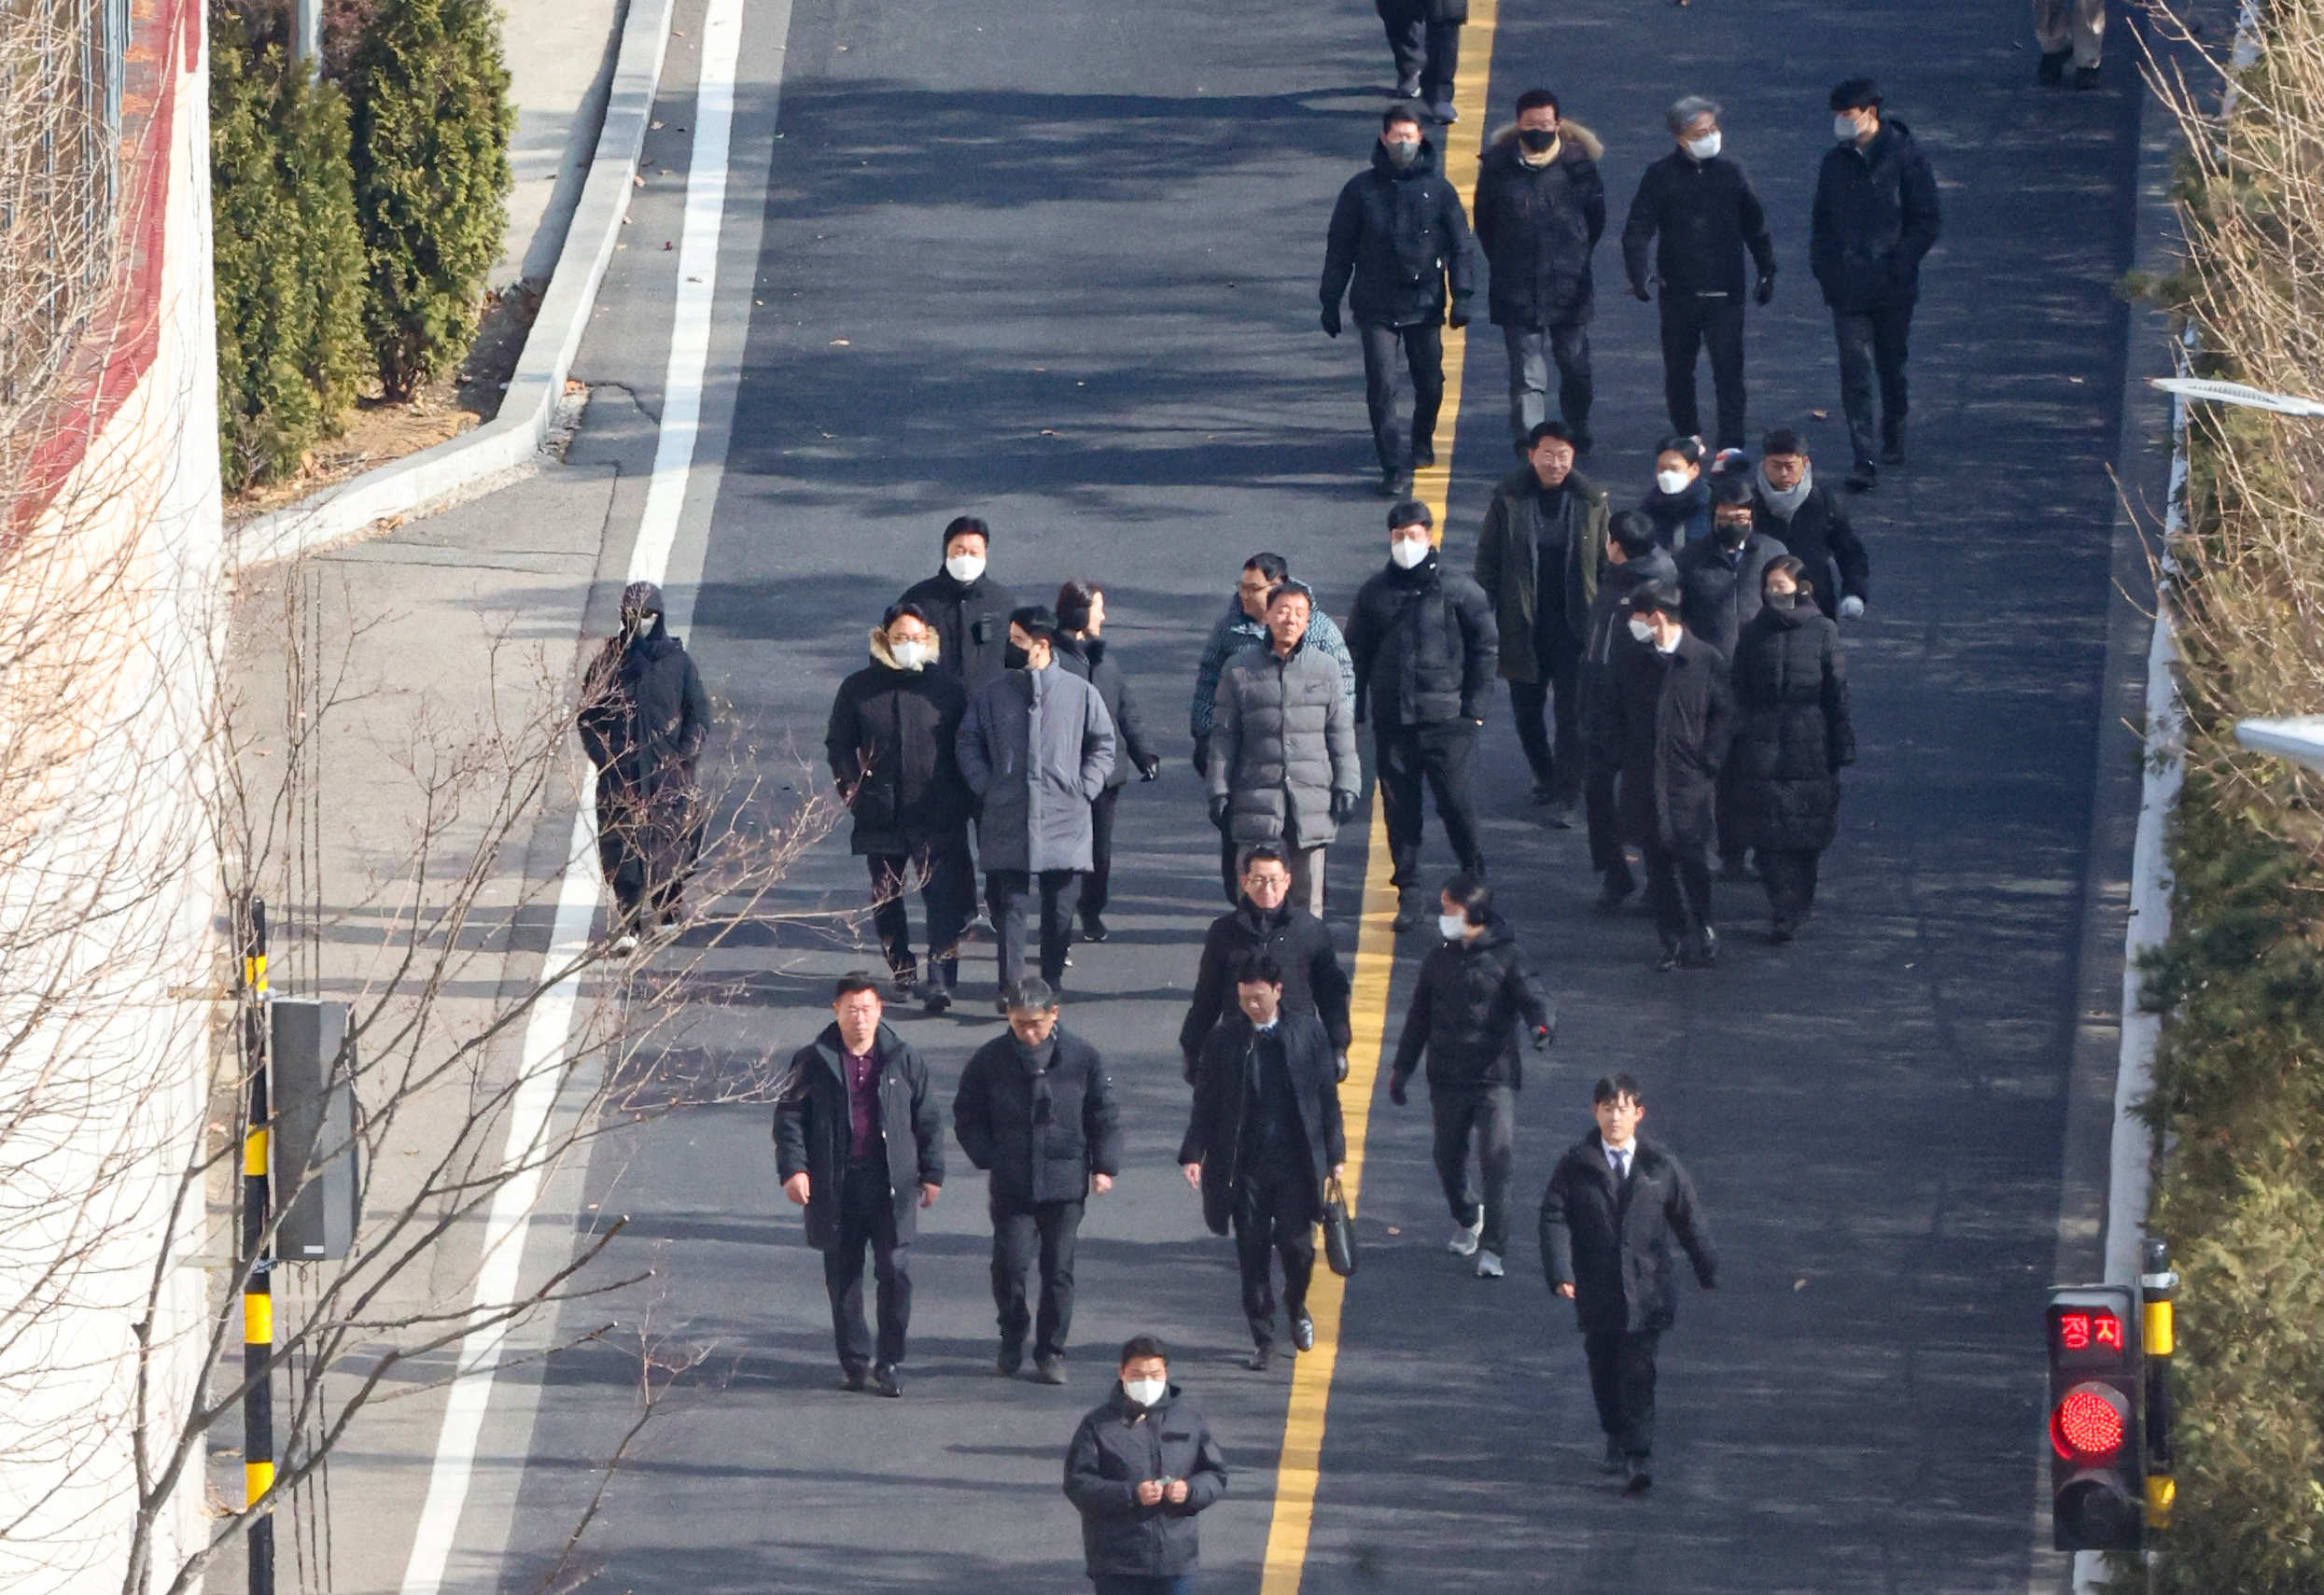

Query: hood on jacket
620 580 668 643
1483 118 1603 161
1370 134 1443 181
1055 633 1107 670
1608 546 1678 595
869 623 942 672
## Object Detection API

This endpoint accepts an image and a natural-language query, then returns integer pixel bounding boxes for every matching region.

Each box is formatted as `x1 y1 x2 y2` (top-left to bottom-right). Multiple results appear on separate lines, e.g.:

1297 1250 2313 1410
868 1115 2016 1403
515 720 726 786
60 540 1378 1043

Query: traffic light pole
240 899 274 1595
2142 1238 2179 1532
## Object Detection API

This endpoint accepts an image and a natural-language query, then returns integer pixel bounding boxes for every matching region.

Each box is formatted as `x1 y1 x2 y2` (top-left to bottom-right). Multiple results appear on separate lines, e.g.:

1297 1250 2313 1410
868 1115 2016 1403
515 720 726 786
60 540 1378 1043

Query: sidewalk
498 0 630 292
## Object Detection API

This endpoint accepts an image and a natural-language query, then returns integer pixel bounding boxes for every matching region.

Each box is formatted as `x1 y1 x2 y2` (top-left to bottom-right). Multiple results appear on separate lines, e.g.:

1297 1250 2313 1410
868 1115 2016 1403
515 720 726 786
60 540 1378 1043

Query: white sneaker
1447 1217 1483 1257
609 932 639 957
1475 1250 1505 1279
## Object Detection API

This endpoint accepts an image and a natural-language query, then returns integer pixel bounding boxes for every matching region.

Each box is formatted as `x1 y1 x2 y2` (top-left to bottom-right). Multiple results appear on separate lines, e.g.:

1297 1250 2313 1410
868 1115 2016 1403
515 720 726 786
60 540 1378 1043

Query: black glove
1448 304 1471 330
1138 755 1161 781
1209 793 1232 832
1629 280 1653 302
1754 271 1776 307
1388 1074 1409 1107
1329 790 1359 826
1182 1052 1199 1086
1190 735 1210 778
1320 304 1342 338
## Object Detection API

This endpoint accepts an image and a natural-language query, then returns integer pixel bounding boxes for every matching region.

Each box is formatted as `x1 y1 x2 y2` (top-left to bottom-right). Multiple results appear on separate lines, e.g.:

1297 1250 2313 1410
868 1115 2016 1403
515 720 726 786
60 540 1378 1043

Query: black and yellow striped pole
2142 1236 2179 1531
240 898 274 1595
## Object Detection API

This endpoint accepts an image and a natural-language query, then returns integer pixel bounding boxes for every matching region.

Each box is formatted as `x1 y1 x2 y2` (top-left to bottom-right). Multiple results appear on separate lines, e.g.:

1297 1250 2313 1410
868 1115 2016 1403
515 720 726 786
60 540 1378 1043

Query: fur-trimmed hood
1485 118 1603 161
869 623 941 671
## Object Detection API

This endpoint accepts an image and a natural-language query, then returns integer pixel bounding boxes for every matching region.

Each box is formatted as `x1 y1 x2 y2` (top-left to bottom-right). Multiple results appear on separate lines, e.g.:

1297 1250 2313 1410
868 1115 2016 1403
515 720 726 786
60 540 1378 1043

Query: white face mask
1655 469 1692 496
1834 113 1861 142
889 638 931 670
1390 536 1430 569
1627 617 1655 644
945 552 987 584
1684 132 1722 161
1123 1376 1168 1407
1438 913 1471 942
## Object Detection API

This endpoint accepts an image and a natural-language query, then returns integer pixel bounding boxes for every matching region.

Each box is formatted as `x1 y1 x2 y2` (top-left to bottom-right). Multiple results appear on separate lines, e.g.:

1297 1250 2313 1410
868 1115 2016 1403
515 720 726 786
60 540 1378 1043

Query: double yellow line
1258 6 1501 1587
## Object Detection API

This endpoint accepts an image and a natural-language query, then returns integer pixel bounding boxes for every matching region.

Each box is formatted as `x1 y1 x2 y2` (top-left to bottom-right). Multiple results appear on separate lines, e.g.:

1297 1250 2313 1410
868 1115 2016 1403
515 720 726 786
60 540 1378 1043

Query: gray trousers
1503 321 1593 446
2033 0 2104 65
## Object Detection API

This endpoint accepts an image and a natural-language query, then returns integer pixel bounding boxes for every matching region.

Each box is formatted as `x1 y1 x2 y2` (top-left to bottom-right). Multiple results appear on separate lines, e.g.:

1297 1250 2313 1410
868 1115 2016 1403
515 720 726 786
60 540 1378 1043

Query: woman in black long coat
1727 556 1855 942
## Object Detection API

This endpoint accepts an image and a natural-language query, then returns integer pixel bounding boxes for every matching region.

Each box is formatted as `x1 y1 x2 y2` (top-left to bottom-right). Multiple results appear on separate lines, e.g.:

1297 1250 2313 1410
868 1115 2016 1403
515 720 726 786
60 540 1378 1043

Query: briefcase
1322 1175 1357 1278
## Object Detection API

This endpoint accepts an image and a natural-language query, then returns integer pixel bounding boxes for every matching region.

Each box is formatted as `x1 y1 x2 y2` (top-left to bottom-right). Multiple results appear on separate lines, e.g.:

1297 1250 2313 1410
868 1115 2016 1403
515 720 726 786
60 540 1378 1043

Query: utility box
270 1000 360 1261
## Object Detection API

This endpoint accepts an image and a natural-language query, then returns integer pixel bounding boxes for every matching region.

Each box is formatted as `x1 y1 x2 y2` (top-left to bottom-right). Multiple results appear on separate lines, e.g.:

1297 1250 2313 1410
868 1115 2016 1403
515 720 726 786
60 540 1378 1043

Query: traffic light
271 999 361 1261
2048 1283 2143 1551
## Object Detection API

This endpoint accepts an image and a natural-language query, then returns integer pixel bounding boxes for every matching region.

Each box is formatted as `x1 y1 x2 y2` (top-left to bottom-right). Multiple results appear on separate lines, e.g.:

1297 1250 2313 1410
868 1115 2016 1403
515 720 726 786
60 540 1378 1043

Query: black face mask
1384 139 1420 168
1518 126 1558 153
1716 521 1750 550
1764 590 1797 612
1004 642 1030 670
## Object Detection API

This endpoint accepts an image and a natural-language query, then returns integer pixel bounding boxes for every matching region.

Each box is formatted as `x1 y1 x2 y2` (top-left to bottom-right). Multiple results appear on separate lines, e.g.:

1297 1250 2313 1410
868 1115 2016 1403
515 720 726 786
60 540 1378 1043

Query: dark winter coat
1209 637 1362 848
896 567 1020 693
1638 479 1709 551
577 584 710 798
1578 546 1676 751
1540 1131 1717 1335
1387 916 1554 1093
1472 122 1606 329
1321 137 1477 329
952 1026 1124 1207
824 632 973 856
958 664 1116 874
1674 530 1785 661
1374 0 1468 21
1178 1011 1347 1238
1474 466 1611 681
1189 600 1354 742
1605 631 1736 852
1620 148 1777 299
1810 119 1941 314
1344 552 1499 728
1749 478 1870 618
772 1022 945 1252
1727 601 1855 852
1178 897 1353 1067
1064 1383 1229 1579
1054 635 1157 790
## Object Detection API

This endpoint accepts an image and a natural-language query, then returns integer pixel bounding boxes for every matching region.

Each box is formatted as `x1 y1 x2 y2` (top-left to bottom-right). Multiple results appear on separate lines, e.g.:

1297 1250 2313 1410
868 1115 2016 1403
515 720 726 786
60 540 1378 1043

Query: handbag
1322 1175 1358 1278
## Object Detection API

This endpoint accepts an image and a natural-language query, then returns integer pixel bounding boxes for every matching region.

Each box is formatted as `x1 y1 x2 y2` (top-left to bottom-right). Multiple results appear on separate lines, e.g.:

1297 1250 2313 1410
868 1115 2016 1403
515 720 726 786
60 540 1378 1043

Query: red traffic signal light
2051 1383 2129 1463
2048 1285 2143 1552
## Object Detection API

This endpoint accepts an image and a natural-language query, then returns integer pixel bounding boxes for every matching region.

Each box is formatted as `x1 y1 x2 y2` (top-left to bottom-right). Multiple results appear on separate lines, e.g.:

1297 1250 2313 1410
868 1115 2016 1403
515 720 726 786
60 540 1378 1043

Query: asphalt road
415 0 2149 1589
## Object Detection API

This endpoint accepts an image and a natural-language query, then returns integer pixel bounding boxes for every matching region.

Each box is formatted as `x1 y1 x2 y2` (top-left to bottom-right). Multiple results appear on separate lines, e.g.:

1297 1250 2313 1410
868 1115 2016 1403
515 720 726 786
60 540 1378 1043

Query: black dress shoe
2037 47 2069 85
841 1364 868 1392
923 984 953 1015
2073 64 2102 90
1623 1458 1653 1495
1033 1355 1068 1386
1599 1437 1625 1475
1681 927 1719 969
1844 461 1878 493
1292 1311 1315 1353
1593 877 1634 915
998 1342 1024 1378
1392 901 1424 932
1411 440 1436 469
1080 916 1109 944
1654 943 1681 972
1394 72 1421 98
1879 441 1905 468
1245 1342 1274 1372
870 1364 903 1398
1549 803 1577 831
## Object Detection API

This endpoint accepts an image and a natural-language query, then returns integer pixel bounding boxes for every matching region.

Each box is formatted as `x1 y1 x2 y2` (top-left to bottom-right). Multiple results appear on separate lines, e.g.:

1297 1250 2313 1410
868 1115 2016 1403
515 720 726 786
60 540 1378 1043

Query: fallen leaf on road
831 338 850 346
1810 408 1828 419
1794 1278 1808 1290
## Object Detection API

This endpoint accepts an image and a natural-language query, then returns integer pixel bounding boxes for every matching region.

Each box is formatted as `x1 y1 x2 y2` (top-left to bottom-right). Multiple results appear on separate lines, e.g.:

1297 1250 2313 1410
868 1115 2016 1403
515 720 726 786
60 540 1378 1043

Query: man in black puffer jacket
1386 874 1553 1282
1473 90 1605 450
954 979 1123 1384
1064 1335 1229 1591
1322 108 1477 497
1750 430 1870 623
896 515 1019 693
1180 846 1351 1084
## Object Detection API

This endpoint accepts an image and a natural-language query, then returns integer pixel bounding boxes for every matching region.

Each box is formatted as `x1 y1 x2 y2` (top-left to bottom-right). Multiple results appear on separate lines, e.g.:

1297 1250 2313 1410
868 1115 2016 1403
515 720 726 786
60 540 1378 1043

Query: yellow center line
1258 7 1500 1587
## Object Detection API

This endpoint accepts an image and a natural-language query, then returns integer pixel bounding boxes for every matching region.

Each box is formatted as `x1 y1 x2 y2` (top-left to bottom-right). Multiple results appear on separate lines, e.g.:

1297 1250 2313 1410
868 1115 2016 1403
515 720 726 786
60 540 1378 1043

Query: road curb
230 0 678 570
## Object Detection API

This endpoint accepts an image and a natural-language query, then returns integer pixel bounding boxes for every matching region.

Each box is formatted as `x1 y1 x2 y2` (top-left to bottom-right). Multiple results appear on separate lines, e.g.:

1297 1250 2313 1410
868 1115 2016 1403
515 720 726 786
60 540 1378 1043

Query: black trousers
1082 786 1123 925
986 868 1082 992
1502 320 1593 446
1642 840 1715 951
1508 647 1582 803
1359 321 1446 478
1832 304 1912 465
1658 292 1747 450
1376 0 1461 102
1234 1154 1319 1346
991 1195 1084 1361
865 843 973 993
825 1164 911 1373
1430 1085 1517 1254
1377 721 1483 891
1582 1326 1660 1458
1759 846 1823 930
1585 760 1631 887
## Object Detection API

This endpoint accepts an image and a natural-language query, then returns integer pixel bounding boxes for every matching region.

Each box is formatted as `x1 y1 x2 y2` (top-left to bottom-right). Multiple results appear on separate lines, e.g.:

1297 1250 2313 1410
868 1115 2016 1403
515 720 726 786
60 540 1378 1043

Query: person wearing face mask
1811 79 1940 492
1675 472 1784 663
1474 421 1608 827
1729 556 1855 943
577 581 712 954
1180 957 1347 1370
1604 583 1734 970
1052 580 1162 944
1384 874 1553 1281
1620 95 1778 451
1639 434 1709 550
1189 555 1356 835
1064 1335 1229 1594
1749 429 1869 621
958 606 1117 1007
1347 500 1499 931
1578 511 1674 912
1472 89 1606 453
1179 846 1351 1086
825 601 976 1013
1208 582 1362 921
1321 106 1477 498
897 515 1019 693
1374 0 1467 125
1540 1073 1717 1494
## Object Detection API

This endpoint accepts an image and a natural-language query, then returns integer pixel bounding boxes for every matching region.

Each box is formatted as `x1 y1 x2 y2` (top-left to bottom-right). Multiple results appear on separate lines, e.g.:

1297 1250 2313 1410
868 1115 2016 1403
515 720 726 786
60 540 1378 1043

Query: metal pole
2142 1236 2178 1532
292 0 322 66
241 899 274 1595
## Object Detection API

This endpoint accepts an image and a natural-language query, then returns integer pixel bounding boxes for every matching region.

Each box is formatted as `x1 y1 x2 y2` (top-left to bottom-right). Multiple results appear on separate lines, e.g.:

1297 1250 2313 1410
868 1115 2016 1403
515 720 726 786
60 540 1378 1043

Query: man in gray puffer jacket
959 606 1116 1008
1208 581 1362 919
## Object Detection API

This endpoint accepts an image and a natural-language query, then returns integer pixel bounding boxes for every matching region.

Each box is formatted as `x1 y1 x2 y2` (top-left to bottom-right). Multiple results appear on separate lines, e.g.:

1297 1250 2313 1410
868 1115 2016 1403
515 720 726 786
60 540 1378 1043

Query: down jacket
952 1026 1123 1207
1344 551 1499 727
1472 121 1606 330
1189 599 1354 742
1178 897 1353 1068
896 567 1019 693
1064 1383 1229 1580
1209 637 1361 849
1749 476 1869 619
1054 634 1158 790
824 629 973 856
1810 119 1940 314
1387 915 1555 1093
1539 1130 1717 1336
958 664 1116 874
1726 601 1855 853
1321 136 1477 329
771 1022 945 1252
1604 631 1736 853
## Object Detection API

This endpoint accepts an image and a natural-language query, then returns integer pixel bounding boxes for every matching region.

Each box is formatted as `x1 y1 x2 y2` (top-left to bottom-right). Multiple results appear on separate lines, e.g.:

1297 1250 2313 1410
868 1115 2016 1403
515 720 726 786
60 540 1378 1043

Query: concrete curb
230 0 677 570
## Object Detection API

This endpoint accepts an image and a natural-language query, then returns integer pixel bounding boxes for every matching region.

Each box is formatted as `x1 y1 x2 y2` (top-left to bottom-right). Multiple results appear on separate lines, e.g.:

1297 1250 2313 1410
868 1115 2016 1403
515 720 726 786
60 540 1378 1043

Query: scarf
1756 459 1813 521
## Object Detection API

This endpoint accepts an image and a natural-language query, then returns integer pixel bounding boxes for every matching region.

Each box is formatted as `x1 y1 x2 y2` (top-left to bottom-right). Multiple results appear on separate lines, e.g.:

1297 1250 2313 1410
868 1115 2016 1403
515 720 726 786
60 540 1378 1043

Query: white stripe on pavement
396 0 749 1588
